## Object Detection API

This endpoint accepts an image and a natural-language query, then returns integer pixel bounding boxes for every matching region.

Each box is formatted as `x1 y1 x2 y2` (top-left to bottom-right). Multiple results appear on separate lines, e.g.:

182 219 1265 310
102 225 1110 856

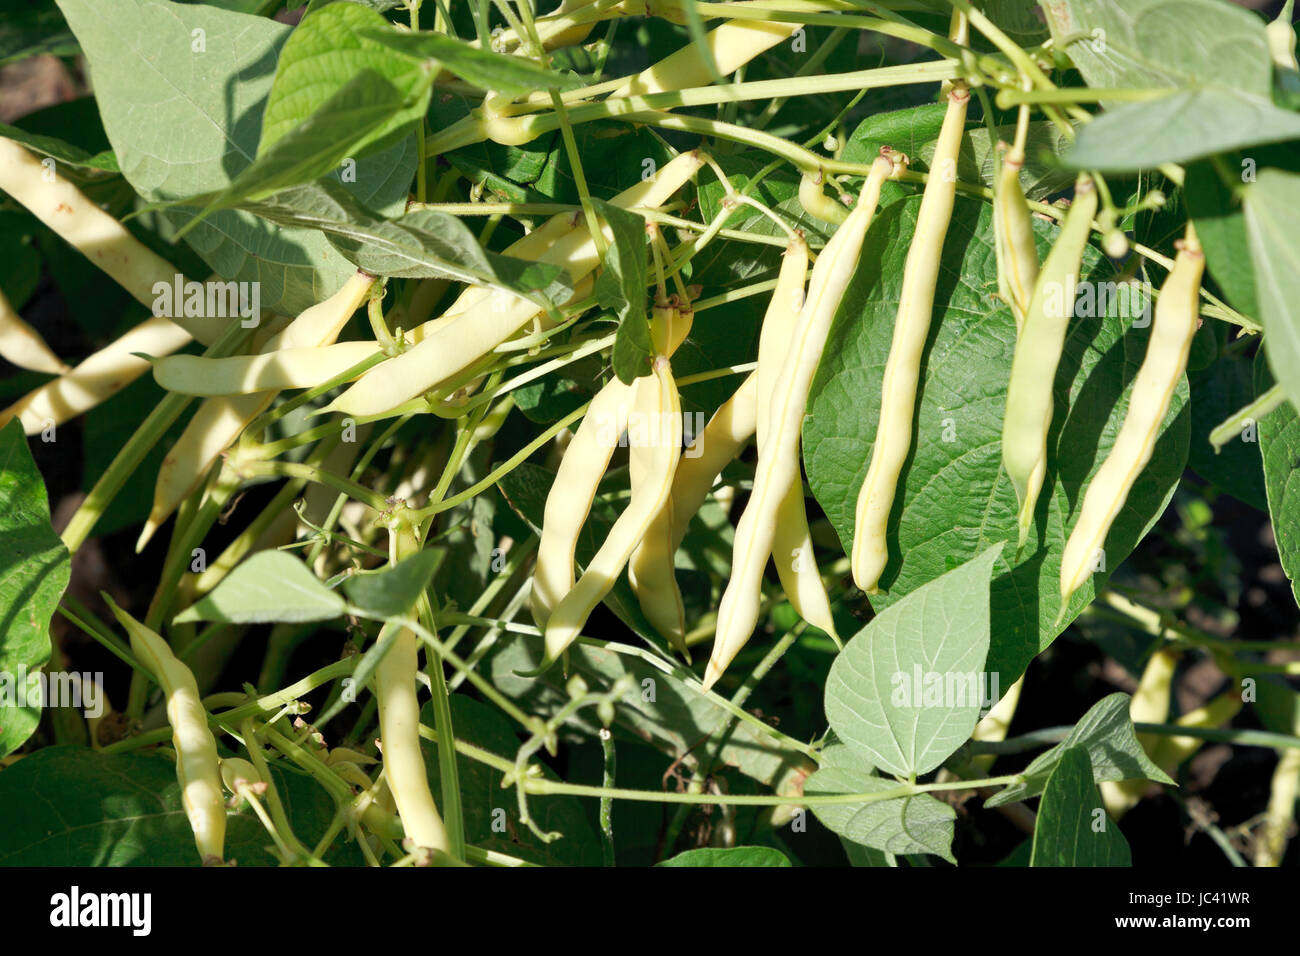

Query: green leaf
1243 168 1300 410
0 747 359 866
357 27 584 94
0 122 118 174
260 2 435 152
1066 88 1300 171
1184 159 1258 320
0 420 70 757
803 196 1189 682
186 69 428 228
1030 747 1133 866
824 545 1001 778
657 846 792 867
344 549 440 619
1040 0 1272 97
53 0 415 315
1187 353 1267 511
807 745 956 862
241 181 569 306
173 551 345 624
592 198 652 384
986 693 1174 807
1256 356 1300 606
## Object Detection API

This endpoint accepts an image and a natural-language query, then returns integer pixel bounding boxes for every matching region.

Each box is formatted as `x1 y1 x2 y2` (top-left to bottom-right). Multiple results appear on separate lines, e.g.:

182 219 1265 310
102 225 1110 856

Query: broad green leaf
421 696 602 865
241 181 569 305
0 747 359 866
344 549 440 619
259 2 434 152
0 420 70 757
1186 353 1267 511
986 693 1173 807
807 745 956 862
173 551 345 624
824 545 1001 778
1184 159 1257 320
1256 356 1300 606
188 69 428 225
54 0 415 315
804 196 1189 683
1066 88 1300 171
593 198 652 384
843 105 1073 200
1243 169 1300 410
1040 0 1272 97
657 846 792 867
0 122 118 174
1030 747 1132 866
358 27 585 94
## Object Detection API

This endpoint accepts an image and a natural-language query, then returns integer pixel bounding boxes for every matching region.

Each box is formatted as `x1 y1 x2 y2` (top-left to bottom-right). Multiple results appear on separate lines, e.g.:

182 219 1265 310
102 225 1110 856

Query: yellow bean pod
532 377 638 625
0 138 210 342
0 285 69 374
541 355 682 669
706 158 893 691
609 20 800 98
323 151 706 419
851 86 969 594
1058 231 1204 611
375 525 449 852
1001 175 1097 552
105 596 225 863
993 143 1039 332
153 341 380 396
799 171 849 226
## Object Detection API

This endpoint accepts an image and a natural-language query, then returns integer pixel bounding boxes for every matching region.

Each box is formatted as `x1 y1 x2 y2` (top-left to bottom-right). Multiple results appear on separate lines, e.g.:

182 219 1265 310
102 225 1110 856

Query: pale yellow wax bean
1058 236 1204 610
1 314 192 434
139 274 374 548
106 596 225 863
799 172 849 226
667 373 759 553
706 159 893 691
753 238 838 641
610 20 799 98
375 528 449 852
0 137 216 343
852 87 969 594
1100 645 1179 817
532 377 637 625
1001 176 1097 551
541 356 682 668
153 341 380 396
993 145 1038 331
0 285 69 374
629 305 692 657
322 151 707 418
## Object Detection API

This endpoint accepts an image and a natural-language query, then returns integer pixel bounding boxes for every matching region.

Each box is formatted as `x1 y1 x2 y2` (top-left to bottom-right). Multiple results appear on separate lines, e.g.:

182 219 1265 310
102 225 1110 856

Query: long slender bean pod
706 158 892 691
1100 645 1178 817
609 20 798 98
540 355 682 669
375 525 449 852
992 106 1039 331
323 151 706 419
105 596 225 863
0 285 69 374
1001 175 1097 551
0 138 214 343
1058 230 1204 612
851 85 969 594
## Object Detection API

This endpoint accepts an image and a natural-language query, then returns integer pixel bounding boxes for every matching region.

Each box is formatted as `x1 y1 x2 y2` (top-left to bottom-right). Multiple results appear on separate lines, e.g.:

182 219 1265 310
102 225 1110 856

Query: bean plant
1 0 1299 870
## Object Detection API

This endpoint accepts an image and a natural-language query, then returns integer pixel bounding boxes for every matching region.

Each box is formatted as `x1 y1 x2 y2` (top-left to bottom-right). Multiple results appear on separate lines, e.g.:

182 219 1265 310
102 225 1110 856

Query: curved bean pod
1058 230 1204 611
993 142 1039 332
706 158 893 691
851 86 969 594
541 355 682 669
0 285 69 374
1001 175 1097 551
105 595 225 863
